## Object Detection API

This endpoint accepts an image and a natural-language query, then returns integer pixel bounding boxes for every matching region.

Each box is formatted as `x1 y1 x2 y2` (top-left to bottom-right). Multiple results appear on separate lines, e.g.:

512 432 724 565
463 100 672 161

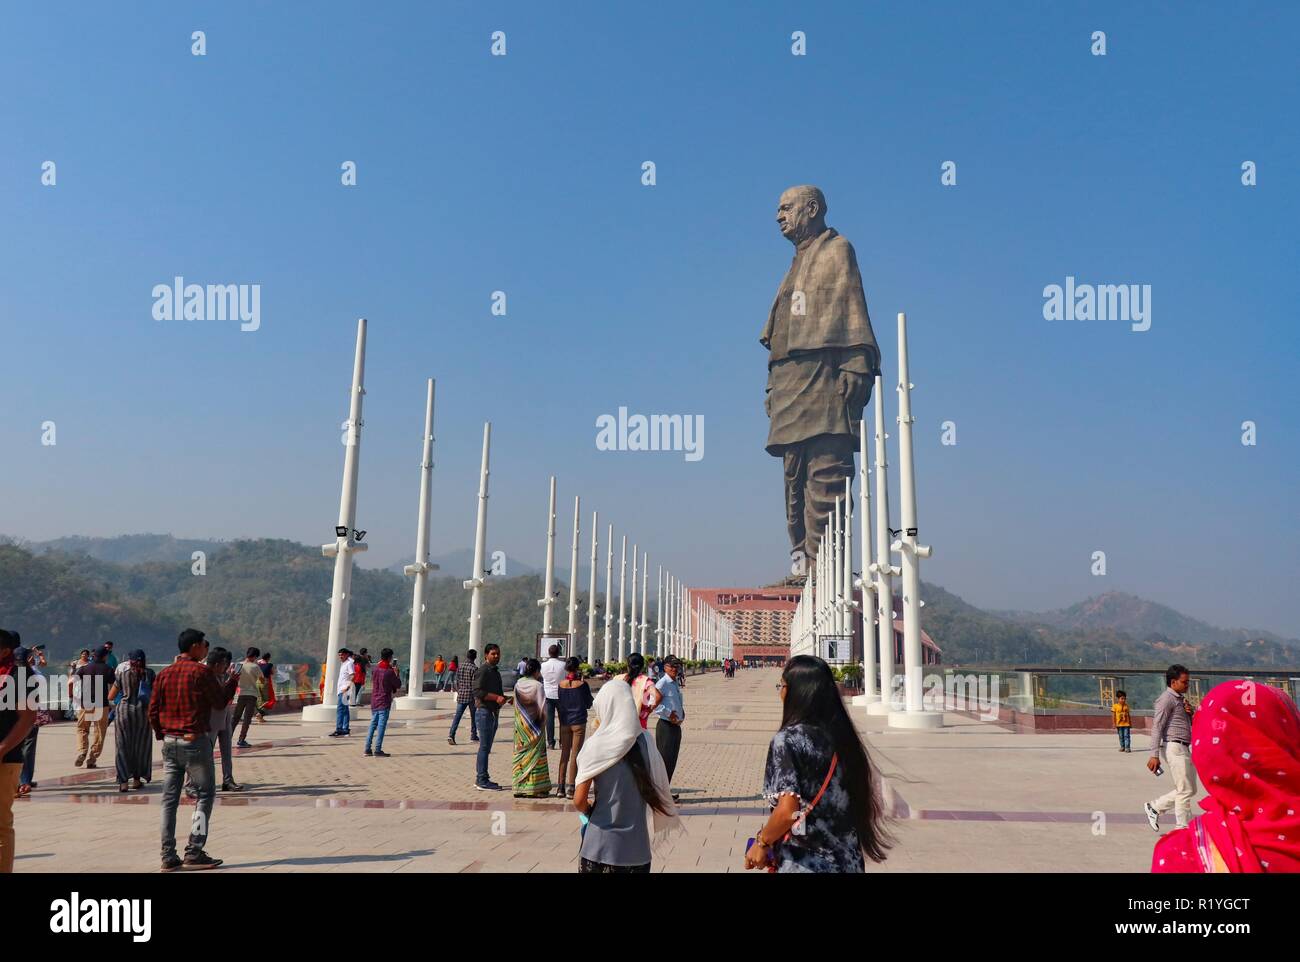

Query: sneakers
181 851 224 870
364 749 373 756
1144 802 1161 833
160 854 183 873
447 736 457 746
374 750 390 758
85 761 97 769
475 781 504 792
328 731 346 738
235 740 252 749
221 780 243 792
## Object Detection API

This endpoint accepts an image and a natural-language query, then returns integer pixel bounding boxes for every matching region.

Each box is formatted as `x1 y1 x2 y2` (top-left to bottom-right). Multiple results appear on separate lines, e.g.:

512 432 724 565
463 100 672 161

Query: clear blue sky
2 2 1296 636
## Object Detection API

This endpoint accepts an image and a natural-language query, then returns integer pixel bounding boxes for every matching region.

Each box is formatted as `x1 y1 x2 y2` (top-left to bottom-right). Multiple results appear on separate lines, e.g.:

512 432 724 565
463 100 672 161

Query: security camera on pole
394 378 441 712
887 313 943 730
304 319 370 723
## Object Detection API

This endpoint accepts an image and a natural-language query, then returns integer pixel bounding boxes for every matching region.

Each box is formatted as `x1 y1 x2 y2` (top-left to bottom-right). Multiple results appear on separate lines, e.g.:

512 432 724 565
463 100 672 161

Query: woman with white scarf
572 678 681 873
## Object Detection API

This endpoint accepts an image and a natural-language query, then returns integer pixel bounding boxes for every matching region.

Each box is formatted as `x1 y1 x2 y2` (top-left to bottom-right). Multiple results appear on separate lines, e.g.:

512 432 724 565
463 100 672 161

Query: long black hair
626 651 645 683
780 655 891 862
621 737 671 816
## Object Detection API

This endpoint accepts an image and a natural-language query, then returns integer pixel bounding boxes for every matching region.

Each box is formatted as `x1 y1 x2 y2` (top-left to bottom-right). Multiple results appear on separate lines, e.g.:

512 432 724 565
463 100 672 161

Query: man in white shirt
539 644 567 749
330 648 355 737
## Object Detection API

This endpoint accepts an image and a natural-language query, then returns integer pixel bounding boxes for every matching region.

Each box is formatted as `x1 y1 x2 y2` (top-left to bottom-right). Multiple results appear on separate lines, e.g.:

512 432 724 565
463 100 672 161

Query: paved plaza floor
12 667 1187 872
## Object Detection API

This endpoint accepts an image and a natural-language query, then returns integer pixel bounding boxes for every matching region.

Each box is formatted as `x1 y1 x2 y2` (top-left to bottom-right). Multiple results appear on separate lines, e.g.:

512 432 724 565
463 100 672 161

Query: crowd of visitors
3 623 1298 877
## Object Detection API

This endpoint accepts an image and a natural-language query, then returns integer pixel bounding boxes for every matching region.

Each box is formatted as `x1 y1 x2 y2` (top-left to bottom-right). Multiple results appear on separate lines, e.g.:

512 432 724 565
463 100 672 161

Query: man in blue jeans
148 628 238 871
365 648 400 757
448 649 479 745
472 643 512 790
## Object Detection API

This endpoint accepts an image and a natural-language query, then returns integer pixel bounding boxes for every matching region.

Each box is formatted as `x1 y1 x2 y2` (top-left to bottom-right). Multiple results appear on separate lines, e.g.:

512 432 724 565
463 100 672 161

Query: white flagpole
308 318 370 722
395 378 439 710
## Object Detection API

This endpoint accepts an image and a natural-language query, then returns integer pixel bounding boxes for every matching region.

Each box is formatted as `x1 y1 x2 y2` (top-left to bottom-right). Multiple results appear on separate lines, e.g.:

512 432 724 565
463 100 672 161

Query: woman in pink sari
1152 679 1300 873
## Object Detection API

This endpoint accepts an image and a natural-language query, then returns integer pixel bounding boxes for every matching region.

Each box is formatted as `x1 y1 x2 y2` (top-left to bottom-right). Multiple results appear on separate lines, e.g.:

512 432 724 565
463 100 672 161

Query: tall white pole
586 510 599 665
629 545 639 655
464 423 492 661
833 497 843 635
396 378 439 710
868 379 899 716
539 476 557 634
308 318 370 722
671 579 677 658
843 477 854 659
617 535 628 661
667 576 675 657
891 312 938 726
602 524 614 664
656 566 663 655
856 419 879 704
567 495 580 641
640 552 649 649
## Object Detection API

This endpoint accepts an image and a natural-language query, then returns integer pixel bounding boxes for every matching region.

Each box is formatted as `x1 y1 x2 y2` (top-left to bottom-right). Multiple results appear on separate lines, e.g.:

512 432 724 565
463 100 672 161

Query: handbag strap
766 753 839 872
780 753 839 843
804 752 839 818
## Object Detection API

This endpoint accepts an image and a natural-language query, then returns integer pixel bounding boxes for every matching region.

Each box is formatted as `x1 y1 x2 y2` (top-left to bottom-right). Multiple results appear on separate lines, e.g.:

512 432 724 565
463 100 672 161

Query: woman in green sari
512 658 552 798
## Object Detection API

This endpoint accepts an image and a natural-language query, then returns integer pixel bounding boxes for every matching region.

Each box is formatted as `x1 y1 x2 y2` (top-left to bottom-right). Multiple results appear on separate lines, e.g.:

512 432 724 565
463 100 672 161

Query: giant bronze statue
761 186 879 573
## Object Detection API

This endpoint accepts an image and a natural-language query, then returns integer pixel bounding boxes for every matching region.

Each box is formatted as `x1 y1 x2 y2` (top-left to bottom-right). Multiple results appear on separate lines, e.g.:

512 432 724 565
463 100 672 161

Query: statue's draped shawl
759 228 878 359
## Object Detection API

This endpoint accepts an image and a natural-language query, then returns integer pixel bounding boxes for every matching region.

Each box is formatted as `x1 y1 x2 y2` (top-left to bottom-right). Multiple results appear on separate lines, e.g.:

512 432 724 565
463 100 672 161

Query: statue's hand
837 370 869 412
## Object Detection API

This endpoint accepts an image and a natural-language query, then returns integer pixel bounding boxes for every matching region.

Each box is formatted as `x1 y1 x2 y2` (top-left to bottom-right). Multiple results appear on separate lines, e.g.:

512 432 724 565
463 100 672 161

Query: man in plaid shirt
446 648 479 746
148 628 238 872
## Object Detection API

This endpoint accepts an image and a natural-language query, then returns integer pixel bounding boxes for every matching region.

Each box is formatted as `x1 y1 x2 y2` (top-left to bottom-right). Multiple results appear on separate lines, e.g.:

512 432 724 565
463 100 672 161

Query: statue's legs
783 434 855 564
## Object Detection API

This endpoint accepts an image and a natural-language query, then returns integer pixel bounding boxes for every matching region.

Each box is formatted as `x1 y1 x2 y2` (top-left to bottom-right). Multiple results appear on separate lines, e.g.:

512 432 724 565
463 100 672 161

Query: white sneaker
1144 802 1160 832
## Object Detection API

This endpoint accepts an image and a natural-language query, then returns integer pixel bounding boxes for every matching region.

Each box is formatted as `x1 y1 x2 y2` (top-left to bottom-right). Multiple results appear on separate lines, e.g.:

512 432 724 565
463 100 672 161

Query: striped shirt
1149 687 1193 758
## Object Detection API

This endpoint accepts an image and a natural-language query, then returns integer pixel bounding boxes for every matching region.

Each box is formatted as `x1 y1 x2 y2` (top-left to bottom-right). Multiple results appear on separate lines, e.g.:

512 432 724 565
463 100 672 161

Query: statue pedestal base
851 693 881 707
865 701 894 716
887 709 945 730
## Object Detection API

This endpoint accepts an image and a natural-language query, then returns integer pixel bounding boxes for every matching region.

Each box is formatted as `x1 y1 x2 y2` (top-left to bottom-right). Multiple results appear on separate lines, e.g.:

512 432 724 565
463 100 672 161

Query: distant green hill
0 539 592 671
4 536 1295 675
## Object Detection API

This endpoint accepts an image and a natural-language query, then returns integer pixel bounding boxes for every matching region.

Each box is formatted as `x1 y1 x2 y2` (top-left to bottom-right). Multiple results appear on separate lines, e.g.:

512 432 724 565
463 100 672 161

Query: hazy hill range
27 533 228 566
991 591 1297 649
3 535 1296 673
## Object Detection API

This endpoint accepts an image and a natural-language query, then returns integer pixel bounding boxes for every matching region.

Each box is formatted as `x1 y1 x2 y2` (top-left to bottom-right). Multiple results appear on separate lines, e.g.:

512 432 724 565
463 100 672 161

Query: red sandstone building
692 585 941 667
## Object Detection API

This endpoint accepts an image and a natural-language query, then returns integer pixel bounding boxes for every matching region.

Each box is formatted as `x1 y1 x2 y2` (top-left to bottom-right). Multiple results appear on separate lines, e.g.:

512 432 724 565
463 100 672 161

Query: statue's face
776 188 819 242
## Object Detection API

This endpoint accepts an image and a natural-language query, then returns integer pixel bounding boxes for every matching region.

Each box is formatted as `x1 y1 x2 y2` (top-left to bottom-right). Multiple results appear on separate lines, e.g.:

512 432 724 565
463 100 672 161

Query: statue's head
776 185 827 244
